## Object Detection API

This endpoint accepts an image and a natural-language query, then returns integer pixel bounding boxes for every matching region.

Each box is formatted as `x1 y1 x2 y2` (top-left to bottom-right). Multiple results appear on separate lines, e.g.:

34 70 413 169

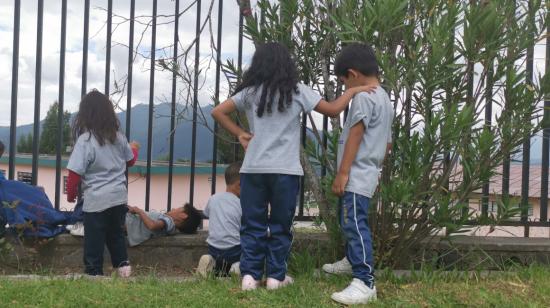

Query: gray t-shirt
337 88 394 198
204 192 241 250
67 132 134 212
231 83 322 175
125 212 177 247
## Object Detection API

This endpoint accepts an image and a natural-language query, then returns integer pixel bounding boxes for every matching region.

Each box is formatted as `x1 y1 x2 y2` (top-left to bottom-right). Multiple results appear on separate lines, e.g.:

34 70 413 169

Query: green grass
1 266 549 307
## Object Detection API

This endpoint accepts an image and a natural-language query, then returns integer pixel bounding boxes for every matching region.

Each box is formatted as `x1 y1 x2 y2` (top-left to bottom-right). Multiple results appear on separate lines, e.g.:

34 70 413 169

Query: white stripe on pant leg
353 193 374 286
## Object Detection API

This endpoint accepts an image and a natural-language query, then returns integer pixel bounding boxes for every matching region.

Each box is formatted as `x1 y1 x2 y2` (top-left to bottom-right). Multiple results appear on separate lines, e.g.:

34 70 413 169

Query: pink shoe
117 265 132 278
241 274 260 291
266 275 294 290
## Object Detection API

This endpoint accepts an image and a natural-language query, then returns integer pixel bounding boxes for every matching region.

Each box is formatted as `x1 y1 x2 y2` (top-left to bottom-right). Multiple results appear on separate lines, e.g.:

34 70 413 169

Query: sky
0 1 549 136
0 0 255 127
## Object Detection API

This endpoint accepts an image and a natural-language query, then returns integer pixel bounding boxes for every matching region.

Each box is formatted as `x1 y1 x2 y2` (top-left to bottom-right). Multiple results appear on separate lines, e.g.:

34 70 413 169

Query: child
126 203 201 246
66 90 139 277
196 162 242 277
324 43 393 305
211 42 375 291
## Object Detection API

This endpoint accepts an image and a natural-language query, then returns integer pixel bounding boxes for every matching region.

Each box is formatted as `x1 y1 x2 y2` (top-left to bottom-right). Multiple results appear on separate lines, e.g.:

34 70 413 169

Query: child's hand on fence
130 141 141 151
238 132 253 151
332 172 349 197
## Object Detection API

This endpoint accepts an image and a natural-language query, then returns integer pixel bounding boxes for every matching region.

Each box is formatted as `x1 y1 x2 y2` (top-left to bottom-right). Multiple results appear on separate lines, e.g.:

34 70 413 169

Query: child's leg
341 192 375 288
209 244 241 276
105 204 129 268
83 211 107 275
240 174 269 281
266 174 299 281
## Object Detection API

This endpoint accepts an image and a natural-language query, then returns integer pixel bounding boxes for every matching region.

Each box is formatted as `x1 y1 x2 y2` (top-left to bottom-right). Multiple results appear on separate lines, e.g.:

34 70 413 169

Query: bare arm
314 85 377 117
128 206 166 231
332 121 365 196
211 99 253 150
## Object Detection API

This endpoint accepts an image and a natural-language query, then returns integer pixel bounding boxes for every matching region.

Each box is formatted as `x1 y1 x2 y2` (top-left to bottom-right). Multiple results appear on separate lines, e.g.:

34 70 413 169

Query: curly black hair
178 203 202 234
232 42 299 118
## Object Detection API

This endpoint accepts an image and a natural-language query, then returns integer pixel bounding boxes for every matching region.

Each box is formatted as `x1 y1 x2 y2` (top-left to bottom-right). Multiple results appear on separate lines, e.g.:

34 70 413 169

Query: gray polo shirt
204 192 241 250
337 87 394 198
231 83 322 176
67 132 134 212
125 212 177 247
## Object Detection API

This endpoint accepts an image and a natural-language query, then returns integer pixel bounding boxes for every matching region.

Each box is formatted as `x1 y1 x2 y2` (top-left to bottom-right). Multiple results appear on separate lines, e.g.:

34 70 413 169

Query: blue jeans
208 244 241 276
240 173 299 281
341 192 375 288
83 204 129 275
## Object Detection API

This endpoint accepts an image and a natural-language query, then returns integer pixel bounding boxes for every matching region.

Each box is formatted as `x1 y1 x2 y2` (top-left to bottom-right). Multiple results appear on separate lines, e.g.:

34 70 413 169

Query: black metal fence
4 0 550 236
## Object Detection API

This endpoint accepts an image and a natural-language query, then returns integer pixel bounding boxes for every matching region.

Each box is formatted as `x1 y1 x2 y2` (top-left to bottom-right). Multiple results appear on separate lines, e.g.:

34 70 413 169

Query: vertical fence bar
481 63 493 218
321 115 328 177
541 5 550 223
126 0 135 139
167 0 179 211
55 0 67 210
8 0 21 180
145 0 157 211
105 0 112 95
234 8 244 162
521 0 535 237
190 0 202 205
81 0 90 98
31 0 44 186
211 0 224 195
298 113 307 218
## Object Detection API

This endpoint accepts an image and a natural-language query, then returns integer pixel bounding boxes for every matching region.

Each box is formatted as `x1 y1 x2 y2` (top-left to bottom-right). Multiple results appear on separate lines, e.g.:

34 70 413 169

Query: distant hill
1 106 547 164
0 103 217 162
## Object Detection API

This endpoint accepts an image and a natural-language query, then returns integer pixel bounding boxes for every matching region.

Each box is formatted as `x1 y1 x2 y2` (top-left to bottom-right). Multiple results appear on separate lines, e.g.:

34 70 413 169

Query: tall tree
17 133 33 154
39 102 71 155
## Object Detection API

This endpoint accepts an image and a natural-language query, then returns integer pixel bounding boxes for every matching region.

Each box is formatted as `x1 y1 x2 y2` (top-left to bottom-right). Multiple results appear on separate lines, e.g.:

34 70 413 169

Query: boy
325 43 393 305
196 162 242 277
126 203 202 246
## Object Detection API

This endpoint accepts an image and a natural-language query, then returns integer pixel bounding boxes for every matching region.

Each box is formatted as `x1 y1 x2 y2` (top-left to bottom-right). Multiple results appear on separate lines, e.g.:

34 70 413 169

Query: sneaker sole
322 266 353 275
330 293 376 305
196 256 215 278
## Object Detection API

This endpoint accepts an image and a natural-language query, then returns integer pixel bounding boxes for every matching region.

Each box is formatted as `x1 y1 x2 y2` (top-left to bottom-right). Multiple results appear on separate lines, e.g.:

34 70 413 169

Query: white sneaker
196 255 215 278
266 275 294 290
322 257 352 274
117 265 132 278
229 262 240 276
331 278 377 305
68 222 84 237
241 274 260 291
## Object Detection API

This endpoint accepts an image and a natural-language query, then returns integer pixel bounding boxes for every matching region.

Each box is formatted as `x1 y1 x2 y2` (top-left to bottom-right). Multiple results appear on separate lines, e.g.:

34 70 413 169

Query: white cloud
0 0 251 127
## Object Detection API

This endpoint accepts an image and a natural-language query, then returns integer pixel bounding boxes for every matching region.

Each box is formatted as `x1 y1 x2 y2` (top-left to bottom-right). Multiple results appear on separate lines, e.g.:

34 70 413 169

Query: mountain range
0 103 217 162
0 103 547 164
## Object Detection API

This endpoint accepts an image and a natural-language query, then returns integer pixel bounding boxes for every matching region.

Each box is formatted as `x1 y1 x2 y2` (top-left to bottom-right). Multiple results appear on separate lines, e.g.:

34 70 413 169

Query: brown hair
73 89 120 146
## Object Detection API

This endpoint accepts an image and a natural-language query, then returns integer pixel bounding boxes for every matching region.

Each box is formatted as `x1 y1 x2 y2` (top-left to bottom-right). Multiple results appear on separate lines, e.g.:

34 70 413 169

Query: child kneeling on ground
197 162 242 277
126 203 202 246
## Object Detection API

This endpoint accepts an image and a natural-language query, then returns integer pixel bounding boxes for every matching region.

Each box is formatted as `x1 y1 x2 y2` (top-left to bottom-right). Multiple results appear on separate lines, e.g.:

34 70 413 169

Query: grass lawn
1 265 548 307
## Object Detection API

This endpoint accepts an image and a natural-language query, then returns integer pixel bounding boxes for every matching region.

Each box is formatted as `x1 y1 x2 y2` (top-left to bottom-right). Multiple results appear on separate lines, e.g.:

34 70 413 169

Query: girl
211 42 375 290
66 90 139 277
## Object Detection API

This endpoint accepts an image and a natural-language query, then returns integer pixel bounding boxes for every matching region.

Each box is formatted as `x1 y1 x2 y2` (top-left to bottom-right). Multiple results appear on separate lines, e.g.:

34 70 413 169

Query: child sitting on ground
125 203 202 246
196 162 242 277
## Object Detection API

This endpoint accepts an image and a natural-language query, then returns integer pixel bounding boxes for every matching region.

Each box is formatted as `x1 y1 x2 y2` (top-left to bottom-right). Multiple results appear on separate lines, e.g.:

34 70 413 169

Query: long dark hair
73 89 120 146
232 42 299 117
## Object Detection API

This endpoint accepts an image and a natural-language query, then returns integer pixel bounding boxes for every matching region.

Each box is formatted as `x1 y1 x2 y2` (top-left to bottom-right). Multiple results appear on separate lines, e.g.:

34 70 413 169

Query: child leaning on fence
66 89 139 277
211 42 375 291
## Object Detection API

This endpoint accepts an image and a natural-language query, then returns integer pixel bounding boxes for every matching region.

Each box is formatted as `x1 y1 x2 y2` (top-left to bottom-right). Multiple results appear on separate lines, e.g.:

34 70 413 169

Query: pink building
0 155 226 213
